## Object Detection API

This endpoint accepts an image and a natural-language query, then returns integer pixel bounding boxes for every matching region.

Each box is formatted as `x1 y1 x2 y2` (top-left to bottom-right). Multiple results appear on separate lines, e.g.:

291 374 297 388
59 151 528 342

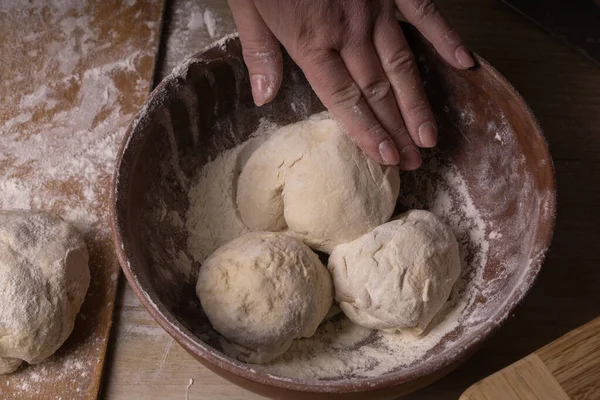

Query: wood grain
460 317 600 400
460 354 570 400
537 318 600 399
0 1 163 399
103 0 600 399
103 283 261 400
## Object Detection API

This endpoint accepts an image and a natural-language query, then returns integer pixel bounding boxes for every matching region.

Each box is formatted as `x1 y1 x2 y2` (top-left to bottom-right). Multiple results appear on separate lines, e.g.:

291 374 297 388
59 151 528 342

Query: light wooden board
103 0 600 399
537 317 600 399
0 1 163 399
460 317 600 400
103 284 263 399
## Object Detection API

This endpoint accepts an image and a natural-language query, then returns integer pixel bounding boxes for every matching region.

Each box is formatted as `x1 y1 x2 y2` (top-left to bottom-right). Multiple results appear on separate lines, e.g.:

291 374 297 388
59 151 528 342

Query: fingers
374 17 438 149
298 49 401 166
395 0 475 69
340 42 421 170
228 0 283 106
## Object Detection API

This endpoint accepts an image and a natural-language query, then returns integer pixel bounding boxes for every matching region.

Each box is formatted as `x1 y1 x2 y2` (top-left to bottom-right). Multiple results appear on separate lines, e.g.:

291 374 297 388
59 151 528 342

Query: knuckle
296 35 336 60
294 24 343 55
411 0 440 23
384 48 416 74
242 48 280 64
293 26 330 57
343 21 372 49
295 35 316 58
300 48 333 71
442 27 461 47
330 82 362 109
389 125 411 141
361 80 392 103
365 123 387 140
406 100 431 116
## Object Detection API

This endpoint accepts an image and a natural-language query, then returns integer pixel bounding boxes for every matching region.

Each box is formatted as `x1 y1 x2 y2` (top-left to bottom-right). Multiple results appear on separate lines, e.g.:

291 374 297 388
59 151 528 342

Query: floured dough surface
0 210 90 374
196 232 333 363
237 112 400 253
328 210 461 334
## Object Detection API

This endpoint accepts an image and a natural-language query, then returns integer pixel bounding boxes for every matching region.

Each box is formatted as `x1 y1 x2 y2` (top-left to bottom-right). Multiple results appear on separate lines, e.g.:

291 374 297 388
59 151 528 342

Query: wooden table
5 0 597 399
0 1 162 398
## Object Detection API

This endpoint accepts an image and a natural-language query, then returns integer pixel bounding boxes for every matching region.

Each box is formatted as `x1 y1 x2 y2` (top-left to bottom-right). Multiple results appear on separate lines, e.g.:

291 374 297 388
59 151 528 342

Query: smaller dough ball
196 232 333 363
0 211 90 374
237 112 400 253
328 210 460 334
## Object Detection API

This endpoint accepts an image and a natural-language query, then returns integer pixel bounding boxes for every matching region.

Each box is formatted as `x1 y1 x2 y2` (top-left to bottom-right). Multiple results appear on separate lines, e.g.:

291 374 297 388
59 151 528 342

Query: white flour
160 0 236 80
203 9 218 38
0 0 160 396
256 159 491 380
184 120 493 380
186 119 277 263
0 0 159 237
141 7 552 384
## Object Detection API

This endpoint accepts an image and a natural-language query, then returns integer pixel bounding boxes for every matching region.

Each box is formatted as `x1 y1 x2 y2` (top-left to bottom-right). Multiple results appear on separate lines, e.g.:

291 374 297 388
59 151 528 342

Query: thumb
229 0 283 107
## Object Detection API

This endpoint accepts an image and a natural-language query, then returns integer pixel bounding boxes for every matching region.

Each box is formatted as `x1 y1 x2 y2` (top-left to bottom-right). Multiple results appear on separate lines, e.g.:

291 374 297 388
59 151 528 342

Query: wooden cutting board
0 1 162 398
460 317 600 400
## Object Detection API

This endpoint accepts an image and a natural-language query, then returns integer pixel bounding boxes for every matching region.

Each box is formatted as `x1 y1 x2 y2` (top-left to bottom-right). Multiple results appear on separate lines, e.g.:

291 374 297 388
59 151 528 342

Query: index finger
299 49 410 167
396 0 475 69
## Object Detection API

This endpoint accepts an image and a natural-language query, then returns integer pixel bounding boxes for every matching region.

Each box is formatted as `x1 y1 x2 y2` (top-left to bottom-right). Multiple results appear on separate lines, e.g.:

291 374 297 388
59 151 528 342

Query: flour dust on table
0 0 162 396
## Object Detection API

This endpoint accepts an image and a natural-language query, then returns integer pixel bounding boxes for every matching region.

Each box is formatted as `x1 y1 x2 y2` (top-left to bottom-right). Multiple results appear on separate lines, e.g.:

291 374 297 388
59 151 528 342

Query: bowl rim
109 40 557 393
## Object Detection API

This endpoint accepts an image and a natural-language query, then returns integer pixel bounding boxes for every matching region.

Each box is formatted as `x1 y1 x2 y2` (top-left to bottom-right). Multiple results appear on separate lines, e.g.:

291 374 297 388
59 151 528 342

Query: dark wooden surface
411 1 600 398
103 0 600 398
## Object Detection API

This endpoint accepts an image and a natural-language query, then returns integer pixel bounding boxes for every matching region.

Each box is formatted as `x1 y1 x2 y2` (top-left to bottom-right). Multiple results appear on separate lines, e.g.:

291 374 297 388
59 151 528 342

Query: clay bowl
111 25 556 399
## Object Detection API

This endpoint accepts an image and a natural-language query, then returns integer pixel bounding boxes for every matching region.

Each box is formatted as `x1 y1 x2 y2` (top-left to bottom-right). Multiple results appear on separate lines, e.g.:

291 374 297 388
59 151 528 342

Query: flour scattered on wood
0 0 160 395
203 9 218 38
159 1 236 80
185 378 194 400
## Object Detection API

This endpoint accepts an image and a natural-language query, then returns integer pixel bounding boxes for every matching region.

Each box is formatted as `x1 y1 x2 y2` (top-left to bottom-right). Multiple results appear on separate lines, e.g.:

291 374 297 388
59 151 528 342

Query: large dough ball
237 112 400 253
196 232 333 363
0 211 90 374
328 210 461 334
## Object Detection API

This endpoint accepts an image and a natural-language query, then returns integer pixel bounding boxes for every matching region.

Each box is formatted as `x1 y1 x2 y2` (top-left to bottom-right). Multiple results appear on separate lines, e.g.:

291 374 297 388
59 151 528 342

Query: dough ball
196 232 333 363
328 210 460 334
237 112 400 253
0 211 90 374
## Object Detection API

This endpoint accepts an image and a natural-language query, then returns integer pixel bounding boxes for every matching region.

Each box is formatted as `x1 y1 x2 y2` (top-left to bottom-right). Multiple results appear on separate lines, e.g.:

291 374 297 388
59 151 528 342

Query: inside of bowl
118 28 555 382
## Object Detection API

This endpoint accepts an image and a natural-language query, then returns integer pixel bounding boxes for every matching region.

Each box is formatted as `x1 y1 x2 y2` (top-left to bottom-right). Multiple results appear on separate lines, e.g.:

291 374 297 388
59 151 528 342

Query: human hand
228 0 474 170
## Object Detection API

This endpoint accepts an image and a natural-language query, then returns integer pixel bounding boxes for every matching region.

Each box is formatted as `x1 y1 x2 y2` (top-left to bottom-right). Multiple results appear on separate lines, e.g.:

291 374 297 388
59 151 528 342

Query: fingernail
251 74 267 106
379 140 400 165
400 146 422 171
455 46 475 69
418 121 438 148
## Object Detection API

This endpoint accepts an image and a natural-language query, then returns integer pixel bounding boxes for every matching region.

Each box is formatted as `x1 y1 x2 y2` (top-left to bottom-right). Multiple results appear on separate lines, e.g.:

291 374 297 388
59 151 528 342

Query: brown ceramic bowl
110 26 556 399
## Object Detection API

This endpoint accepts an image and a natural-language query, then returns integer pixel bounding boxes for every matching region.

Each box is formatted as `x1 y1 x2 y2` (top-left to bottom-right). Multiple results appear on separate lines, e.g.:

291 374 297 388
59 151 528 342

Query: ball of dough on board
328 210 461 335
196 232 333 363
237 112 400 253
0 211 90 374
